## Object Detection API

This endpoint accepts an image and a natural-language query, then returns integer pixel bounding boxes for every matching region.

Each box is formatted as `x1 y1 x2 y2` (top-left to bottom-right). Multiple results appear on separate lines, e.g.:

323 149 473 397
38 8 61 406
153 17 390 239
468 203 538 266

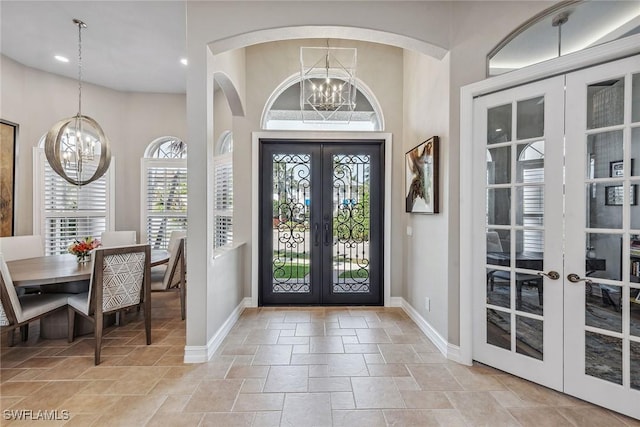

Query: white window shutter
141 158 188 249
213 152 233 249
33 148 114 255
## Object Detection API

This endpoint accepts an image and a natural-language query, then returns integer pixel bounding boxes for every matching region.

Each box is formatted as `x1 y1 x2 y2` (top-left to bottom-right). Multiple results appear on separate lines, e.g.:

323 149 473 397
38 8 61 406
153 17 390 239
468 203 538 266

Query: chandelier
45 19 111 186
300 44 357 122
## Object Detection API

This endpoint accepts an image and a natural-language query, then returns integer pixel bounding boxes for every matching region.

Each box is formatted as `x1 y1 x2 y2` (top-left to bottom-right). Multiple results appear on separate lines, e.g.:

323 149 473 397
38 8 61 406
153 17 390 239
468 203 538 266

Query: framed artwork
0 120 17 236
609 159 634 177
605 185 637 206
405 136 439 214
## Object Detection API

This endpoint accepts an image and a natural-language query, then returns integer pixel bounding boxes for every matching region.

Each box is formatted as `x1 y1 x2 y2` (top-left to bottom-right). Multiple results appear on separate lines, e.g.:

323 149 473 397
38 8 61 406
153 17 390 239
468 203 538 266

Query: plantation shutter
34 148 113 255
213 152 233 249
522 166 544 252
141 158 187 249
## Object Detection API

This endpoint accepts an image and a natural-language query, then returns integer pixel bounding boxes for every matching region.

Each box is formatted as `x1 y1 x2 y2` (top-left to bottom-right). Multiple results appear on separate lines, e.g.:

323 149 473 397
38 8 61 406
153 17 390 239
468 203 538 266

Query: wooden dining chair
151 236 186 320
67 244 151 365
0 254 70 345
100 231 137 248
0 235 45 261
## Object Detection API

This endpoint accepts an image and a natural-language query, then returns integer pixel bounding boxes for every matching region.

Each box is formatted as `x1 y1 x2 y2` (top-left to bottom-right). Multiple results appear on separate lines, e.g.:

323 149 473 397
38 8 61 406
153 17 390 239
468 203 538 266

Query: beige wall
403 49 451 339
0 55 186 238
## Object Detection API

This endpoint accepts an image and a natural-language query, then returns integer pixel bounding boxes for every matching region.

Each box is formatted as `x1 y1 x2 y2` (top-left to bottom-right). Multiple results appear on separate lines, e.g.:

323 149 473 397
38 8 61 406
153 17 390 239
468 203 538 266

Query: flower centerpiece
68 236 101 263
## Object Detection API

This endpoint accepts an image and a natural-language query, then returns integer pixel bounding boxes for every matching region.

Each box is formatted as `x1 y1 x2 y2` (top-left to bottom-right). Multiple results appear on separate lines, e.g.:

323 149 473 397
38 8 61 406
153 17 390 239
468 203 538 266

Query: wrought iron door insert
260 140 383 305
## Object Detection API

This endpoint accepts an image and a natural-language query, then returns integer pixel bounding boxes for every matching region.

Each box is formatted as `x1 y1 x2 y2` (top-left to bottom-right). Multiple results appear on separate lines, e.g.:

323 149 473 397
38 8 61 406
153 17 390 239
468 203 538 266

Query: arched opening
261 74 384 131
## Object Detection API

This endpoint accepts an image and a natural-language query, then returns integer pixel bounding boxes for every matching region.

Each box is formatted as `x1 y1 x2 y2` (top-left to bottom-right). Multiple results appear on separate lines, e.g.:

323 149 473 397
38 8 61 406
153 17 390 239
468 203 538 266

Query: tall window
141 137 187 250
214 131 233 249
33 140 114 255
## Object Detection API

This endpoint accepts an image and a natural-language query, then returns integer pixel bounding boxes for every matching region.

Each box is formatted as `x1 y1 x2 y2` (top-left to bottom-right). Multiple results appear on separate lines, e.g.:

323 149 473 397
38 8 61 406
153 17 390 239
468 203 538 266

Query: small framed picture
610 159 634 177
605 185 637 206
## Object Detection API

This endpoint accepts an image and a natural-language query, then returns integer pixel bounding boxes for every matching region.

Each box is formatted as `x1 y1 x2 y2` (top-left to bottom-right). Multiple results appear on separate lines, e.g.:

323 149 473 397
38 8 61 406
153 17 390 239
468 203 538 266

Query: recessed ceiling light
55 55 69 63
180 58 188 66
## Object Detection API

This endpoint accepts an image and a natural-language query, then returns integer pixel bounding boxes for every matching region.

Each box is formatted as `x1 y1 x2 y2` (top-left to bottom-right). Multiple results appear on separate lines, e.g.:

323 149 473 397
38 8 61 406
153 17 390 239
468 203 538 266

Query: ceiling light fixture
54 55 69 63
180 58 188 66
44 18 111 187
300 42 357 122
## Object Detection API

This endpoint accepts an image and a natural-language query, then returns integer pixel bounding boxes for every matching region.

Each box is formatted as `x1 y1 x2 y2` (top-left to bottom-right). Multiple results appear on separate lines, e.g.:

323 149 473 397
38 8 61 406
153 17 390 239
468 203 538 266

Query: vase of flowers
68 236 101 263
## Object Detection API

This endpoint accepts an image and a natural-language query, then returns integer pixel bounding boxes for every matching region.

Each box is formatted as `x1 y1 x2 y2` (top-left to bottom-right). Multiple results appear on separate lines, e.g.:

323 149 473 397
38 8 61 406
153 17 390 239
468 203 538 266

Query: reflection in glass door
564 55 640 418
260 141 383 305
473 76 565 390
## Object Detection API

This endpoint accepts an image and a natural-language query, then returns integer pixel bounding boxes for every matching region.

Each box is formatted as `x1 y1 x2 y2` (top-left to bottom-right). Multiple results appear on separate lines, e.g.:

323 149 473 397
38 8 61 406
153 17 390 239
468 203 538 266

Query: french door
260 140 383 305
473 55 640 419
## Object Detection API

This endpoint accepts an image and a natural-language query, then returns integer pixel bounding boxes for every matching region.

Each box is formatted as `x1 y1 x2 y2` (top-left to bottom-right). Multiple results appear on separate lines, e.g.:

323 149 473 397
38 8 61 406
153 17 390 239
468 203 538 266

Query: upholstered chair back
0 254 22 323
100 231 137 248
0 236 44 261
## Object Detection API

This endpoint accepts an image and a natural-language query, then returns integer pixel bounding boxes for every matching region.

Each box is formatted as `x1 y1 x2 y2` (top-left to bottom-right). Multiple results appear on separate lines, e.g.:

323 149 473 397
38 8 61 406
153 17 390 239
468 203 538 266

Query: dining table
9 249 170 287
7 249 170 338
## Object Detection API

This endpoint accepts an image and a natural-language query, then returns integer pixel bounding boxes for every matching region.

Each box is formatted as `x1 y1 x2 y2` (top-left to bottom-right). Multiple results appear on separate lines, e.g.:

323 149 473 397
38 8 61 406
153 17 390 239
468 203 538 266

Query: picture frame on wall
605 184 637 206
0 120 17 237
610 159 634 177
405 136 439 214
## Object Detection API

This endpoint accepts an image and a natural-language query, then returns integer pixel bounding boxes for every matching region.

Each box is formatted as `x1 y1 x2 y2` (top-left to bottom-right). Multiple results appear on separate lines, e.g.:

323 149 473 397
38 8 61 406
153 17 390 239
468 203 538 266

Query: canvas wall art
405 136 439 214
0 121 16 236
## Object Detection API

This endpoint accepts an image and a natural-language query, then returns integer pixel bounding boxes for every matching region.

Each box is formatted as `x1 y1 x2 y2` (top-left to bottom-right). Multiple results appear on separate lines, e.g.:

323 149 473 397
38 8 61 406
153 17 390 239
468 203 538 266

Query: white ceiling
1 1 186 94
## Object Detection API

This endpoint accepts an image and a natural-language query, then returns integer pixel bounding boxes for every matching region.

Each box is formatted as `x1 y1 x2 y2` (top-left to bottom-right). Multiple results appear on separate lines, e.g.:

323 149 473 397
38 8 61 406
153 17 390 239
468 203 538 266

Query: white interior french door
473 55 640 419
564 55 640 418
472 76 565 390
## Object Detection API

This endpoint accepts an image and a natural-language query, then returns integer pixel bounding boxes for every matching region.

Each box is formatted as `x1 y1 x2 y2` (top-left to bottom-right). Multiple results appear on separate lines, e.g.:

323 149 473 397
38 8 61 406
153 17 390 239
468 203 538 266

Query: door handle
567 273 592 285
537 271 560 280
324 223 330 246
314 223 319 246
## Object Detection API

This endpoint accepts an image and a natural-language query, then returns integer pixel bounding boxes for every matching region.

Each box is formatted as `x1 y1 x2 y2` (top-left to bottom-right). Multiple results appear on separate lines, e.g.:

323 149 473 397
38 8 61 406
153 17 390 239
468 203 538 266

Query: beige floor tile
351 377 405 409
331 391 356 409
146 412 204 426
240 378 265 393
308 364 329 377
0 381 48 397
155 394 191 413
378 343 423 364
252 411 282 427
326 328 357 336
393 376 421 391
309 377 352 392
183 379 243 412
509 407 576 426
149 377 201 395
283 312 312 323
364 353 385 364
407 364 464 391
290 353 328 365
244 330 281 345
92 394 167 426
341 336 359 344
328 354 369 377
367 363 410 377
355 328 391 344
60 393 121 413
277 336 309 345
63 413 101 426
338 316 369 329
226 365 270 379
556 407 628 426
263 365 308 392
222 344 259 356
310 336 344 353
343 343 379 354
295 323 325 336
400 390 453 409
281 392 332 427
498 376 584 407
446 391 520 426
383 409 441 426
332 409 387 427
233 393 285 411
252 344 292 365
432 409 469 426
202 412 255 426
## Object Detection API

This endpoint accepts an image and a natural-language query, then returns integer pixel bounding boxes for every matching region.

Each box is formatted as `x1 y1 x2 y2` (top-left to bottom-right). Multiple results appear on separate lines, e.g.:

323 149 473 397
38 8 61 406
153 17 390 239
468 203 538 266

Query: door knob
537 271 560 280
567 273 592 285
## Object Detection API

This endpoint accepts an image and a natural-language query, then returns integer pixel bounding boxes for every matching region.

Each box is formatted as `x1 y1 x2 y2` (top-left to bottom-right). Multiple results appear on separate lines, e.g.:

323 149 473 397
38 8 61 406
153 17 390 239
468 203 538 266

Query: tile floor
1 293 639 426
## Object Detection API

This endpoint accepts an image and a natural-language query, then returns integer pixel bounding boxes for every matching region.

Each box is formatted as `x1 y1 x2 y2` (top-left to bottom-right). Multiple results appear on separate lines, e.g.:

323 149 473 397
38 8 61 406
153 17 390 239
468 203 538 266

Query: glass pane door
564 55 640 419
473 76 565 390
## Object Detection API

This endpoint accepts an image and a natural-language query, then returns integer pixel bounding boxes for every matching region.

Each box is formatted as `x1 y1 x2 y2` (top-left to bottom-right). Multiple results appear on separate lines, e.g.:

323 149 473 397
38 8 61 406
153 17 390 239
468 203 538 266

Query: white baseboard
183 297 251 363
394 297 467 364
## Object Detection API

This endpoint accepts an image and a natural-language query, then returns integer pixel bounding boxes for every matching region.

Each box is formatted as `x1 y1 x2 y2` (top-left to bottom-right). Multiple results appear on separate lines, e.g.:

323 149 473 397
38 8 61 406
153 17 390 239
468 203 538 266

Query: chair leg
95 313 104 365
180 285 186 321
7 329 15 347
68 308 76 343
144 300 151 345
19 324 29 342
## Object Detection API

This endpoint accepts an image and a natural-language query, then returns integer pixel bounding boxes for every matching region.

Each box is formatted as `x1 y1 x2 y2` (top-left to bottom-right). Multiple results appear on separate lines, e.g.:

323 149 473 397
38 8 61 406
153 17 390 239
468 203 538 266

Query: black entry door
260 140 384 305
